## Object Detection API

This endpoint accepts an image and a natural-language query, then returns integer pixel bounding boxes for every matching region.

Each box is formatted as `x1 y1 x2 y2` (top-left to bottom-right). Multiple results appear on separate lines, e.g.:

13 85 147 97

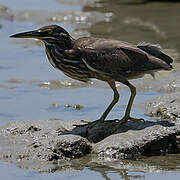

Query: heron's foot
73 119 104 128
112 116 144 133
117 115 144 125
73 120 92 128
129 117 144 123
73 119 118 129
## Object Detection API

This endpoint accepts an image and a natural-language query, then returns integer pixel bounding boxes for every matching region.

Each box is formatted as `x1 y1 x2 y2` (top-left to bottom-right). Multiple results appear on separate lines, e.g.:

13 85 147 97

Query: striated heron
10 25 173 127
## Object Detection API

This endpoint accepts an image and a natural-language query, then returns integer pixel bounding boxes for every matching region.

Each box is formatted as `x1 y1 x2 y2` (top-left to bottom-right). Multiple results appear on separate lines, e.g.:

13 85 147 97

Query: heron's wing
75 38 149 74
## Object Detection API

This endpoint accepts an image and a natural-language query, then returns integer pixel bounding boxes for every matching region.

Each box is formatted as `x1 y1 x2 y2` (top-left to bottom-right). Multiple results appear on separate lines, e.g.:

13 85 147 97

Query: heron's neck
44 36 74 50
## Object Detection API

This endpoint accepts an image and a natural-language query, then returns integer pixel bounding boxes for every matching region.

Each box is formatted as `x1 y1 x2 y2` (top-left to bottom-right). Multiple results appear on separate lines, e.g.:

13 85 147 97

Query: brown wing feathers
74 38 173 74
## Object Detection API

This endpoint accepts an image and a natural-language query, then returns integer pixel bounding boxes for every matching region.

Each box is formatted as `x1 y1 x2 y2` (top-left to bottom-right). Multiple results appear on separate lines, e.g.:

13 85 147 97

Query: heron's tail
137 42 173 69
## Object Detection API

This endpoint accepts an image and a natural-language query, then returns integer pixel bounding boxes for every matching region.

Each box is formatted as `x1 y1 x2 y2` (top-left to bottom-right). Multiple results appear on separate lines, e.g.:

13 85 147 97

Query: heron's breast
45 48 58 69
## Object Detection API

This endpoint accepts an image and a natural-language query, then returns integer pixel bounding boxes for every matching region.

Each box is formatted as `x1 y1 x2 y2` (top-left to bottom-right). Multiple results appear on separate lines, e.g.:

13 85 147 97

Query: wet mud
0 118 180 172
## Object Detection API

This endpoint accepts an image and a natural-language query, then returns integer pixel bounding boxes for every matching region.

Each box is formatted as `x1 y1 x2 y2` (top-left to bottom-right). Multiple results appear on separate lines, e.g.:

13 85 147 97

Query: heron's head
10 25 72 45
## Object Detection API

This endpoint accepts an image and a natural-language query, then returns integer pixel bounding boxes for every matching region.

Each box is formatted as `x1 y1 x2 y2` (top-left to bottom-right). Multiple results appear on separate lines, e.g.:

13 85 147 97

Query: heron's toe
129 117 144 123
73 119 104 128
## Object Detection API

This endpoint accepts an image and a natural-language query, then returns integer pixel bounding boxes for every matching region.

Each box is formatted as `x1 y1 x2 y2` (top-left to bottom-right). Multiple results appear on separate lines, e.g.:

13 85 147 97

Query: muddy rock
0 120 180 173
146 93 180 122
0 117 180 172
93 121 180 159
0 120 91 164
28 134 91 162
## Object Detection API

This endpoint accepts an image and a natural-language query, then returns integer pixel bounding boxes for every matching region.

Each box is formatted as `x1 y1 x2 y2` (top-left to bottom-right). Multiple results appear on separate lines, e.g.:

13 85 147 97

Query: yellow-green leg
116 81 144 126
74 81 119 127
98 81 119 122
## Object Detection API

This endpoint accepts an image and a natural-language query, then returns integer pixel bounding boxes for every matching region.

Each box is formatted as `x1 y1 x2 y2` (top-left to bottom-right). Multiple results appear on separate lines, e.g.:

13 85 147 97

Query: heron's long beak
10 30 41 39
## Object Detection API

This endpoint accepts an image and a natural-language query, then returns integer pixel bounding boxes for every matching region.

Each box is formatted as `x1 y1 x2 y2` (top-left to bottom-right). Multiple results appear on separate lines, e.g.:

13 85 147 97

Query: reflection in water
90 166 145 180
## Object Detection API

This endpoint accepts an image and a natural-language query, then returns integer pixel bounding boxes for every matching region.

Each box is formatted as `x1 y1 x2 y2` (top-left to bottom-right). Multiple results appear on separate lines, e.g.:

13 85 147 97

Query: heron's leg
98 81 119 122
74 81 119 127
117 81 144 125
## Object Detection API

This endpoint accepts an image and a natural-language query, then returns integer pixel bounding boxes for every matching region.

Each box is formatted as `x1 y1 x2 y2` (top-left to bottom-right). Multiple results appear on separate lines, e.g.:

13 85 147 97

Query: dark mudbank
0 116 180 172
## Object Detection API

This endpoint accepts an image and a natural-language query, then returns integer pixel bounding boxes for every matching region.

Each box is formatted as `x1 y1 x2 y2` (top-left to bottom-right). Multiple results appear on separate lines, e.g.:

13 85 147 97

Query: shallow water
1 160 180 180
0 0 180 179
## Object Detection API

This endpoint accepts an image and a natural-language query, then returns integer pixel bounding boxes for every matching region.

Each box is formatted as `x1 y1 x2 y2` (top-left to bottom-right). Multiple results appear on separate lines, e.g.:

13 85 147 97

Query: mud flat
0 116 180 172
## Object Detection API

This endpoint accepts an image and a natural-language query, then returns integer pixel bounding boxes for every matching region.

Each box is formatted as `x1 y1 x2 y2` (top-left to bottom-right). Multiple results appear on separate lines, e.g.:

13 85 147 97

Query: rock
28 134 91 162
0 120 91 165
93 121 180 159
69 120 116 143
0 119 180 172
146 93 180 122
